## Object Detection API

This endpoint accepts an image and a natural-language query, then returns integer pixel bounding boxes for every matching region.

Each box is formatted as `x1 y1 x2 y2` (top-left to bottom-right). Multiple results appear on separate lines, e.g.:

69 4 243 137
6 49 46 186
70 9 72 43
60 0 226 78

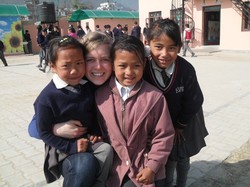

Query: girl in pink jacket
95 35 175 187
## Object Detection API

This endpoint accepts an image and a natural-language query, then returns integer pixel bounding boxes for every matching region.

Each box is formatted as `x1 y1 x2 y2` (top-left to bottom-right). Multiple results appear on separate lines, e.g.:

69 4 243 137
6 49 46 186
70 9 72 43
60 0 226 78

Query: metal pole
182 0 185 33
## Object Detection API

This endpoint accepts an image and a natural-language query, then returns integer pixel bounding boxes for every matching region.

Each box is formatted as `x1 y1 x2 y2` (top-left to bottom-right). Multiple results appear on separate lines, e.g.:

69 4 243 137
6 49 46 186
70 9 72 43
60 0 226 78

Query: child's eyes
154 45 163 50
135 64 142 68
76 61 84 65
118 64 125 68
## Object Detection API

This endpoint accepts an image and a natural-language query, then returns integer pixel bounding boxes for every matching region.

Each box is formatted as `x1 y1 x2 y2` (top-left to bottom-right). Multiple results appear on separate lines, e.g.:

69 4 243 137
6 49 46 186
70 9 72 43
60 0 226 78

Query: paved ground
0 49 249 187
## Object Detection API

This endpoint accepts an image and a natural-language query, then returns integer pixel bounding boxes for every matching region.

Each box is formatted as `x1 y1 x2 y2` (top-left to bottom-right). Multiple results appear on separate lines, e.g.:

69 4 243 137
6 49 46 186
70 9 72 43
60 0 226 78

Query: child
95 35 175 187
34 36 113 187
144 18 208 187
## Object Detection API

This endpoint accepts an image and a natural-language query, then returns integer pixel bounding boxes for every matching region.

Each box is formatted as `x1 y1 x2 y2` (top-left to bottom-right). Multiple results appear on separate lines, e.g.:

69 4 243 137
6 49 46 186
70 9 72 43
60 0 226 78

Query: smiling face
113 50 144 87
51 47 85 86
150 34 181 69
85 44 112 86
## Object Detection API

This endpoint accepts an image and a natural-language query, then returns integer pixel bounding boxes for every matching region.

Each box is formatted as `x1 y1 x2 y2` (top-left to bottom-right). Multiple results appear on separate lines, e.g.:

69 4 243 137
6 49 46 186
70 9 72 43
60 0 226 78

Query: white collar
52 74 87 89
115 78 135 100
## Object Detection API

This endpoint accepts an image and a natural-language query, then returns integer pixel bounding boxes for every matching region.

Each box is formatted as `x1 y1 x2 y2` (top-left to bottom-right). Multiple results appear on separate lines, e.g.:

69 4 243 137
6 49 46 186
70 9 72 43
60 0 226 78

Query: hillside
0 0 138 11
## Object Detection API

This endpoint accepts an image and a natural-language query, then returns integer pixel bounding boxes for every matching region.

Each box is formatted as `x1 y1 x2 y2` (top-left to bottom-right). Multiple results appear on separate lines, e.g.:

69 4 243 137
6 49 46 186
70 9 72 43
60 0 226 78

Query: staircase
231 0 250 27
170 0 195 32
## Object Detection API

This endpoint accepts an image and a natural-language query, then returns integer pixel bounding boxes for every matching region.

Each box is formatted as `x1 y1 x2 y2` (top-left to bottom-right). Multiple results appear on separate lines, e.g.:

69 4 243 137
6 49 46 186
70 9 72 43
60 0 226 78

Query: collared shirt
115 78 135 102
151 59 175 87
52 74 87 93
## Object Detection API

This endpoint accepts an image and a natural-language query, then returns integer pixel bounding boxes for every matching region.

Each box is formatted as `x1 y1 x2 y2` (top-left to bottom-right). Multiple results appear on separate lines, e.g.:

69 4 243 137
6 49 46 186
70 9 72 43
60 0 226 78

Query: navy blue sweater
34 80 99 154
144 55 204 127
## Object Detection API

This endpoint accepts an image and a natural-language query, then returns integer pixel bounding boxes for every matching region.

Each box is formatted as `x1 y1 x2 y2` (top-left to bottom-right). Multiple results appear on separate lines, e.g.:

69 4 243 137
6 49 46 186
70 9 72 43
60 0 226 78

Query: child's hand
174 127 185 144
77 138 89 152
88 135 103 144
136 167 155 185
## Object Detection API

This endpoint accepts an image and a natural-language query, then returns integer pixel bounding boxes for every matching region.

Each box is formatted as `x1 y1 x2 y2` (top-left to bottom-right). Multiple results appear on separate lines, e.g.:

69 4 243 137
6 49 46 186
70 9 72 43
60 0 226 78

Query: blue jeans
165 157 190 187
62 152 99 187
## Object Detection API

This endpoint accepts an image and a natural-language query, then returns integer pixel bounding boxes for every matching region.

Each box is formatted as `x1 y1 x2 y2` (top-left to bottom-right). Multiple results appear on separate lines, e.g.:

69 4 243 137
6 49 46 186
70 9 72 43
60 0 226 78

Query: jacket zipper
122 101 125 136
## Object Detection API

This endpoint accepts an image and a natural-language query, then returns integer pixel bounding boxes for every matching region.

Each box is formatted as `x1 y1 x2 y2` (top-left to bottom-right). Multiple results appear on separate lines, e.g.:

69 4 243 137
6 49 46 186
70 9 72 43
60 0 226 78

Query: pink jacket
96 76 175 187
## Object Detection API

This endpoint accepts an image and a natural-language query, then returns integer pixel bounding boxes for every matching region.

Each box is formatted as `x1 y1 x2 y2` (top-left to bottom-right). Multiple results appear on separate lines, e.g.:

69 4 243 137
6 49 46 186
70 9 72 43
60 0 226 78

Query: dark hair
68 27 76 33
110 35 145 66
48 36 86 65
42 28 47 33
37 25 42 32
146 18 182 47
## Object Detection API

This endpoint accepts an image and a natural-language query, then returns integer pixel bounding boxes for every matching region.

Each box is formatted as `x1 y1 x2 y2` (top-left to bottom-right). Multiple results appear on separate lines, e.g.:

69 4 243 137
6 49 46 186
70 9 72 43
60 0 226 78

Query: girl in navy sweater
144 18 208 187
34 36 113 187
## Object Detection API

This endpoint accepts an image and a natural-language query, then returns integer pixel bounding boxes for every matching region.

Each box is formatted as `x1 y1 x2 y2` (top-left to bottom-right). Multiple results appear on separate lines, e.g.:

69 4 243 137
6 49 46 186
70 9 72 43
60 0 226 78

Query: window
242 2 250 31
146 11 162 27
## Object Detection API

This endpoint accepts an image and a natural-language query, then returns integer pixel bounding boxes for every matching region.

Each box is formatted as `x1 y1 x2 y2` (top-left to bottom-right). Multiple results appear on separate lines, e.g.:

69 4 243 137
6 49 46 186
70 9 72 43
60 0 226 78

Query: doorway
203 6 221 45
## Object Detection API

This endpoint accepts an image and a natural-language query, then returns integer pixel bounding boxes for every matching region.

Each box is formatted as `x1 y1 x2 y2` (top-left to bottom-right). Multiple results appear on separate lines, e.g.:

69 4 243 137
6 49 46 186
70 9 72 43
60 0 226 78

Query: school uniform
144 55 208 186
34 75 108 184
144 55 208 159
95 75 175 187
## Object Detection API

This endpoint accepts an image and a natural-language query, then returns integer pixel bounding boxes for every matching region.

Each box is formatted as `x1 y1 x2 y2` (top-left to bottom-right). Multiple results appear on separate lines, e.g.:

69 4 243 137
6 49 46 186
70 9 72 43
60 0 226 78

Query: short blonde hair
81 31 113 52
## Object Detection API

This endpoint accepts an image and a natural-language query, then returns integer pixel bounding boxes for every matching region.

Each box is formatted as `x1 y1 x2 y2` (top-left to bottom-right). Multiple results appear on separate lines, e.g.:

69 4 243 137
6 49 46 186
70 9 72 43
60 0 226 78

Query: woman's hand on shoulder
53 120 87 139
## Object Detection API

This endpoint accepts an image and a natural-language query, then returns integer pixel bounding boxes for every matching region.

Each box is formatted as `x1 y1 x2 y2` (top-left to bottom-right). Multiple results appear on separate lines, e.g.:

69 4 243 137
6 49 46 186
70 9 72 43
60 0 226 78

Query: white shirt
52 74 87 92
115 78 135 102
151 59 175 87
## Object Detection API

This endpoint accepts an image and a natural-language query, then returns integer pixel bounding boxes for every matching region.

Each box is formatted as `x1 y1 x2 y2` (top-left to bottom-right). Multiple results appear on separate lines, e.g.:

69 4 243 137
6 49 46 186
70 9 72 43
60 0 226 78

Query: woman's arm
28 115 87 139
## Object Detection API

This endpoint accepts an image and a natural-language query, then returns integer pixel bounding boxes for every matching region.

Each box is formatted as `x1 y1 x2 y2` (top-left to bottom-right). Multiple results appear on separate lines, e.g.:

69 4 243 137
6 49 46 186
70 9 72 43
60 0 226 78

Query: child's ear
50 63 56 73
177 46 181 53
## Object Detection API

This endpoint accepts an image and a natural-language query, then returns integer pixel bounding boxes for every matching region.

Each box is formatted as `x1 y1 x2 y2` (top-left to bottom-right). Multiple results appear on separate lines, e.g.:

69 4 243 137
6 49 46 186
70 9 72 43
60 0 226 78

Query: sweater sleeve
177 65 204 125
146 95 175 173
34 97 77 155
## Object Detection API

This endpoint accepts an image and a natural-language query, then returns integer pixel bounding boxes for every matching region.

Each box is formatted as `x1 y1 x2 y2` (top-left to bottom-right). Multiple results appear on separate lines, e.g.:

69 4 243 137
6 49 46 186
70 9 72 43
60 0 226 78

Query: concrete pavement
0 50 249 187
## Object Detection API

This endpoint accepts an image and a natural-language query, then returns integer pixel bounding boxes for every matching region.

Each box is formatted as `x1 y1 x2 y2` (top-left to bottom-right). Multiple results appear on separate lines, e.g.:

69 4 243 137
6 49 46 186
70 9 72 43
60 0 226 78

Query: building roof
0 4 30 16
69 9 139 21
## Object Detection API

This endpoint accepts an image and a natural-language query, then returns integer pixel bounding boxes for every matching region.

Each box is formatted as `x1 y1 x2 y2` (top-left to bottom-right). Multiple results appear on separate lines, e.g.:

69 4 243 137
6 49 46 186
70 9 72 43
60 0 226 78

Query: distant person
36 25 45 68
68 27 77 39
96 25 101 32
131 21 141 39
122 24 128 35
112 24 123 40
52 26 61 38
39 28 52 72
143 23 149 37
104 25 113 39
86 26 92 34
24 30 32 54
143 23 149 44
0 39 8 66
76 25 85 39
183 23 195 57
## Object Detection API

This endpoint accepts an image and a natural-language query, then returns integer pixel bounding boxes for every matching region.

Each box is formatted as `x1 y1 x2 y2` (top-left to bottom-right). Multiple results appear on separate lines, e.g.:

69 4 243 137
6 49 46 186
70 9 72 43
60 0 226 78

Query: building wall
193 0 250 50
139 0 250 51
139 1 171 41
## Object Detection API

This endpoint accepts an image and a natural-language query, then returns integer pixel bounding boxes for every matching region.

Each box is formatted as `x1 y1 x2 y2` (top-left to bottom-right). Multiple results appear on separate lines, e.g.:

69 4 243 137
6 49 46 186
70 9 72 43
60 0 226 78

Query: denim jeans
165 157 190 187
62 152 99 187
